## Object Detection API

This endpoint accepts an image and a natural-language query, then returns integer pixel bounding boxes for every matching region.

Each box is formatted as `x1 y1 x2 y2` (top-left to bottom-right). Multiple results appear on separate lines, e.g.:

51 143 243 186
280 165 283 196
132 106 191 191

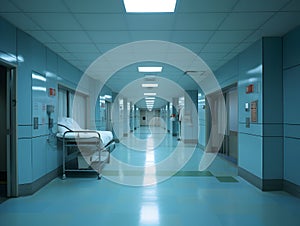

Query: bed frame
59 130 115 180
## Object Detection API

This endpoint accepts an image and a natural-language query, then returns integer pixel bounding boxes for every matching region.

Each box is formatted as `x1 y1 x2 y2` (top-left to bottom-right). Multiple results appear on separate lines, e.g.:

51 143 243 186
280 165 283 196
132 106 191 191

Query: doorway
0 64 18 201
205 84 238 164
220 84 238 163
106 101 112 131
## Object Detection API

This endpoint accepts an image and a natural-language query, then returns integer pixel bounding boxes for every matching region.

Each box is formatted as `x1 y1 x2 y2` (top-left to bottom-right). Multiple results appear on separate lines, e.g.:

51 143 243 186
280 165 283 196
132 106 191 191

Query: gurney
57 117 115 179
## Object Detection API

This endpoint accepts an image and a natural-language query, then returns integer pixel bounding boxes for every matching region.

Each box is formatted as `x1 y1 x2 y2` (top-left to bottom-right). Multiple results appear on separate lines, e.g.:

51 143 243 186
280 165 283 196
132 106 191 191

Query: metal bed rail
61 130 111 180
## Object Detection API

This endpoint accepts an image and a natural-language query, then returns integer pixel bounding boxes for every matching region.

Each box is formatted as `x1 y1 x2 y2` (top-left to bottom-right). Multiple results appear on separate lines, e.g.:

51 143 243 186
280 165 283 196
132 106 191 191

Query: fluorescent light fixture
144 93 156 96
142 83 158 88
0 53 24 63
104 95 112 99
32 73 46 82
32 86 46 92
124 0 177 13
138 67 162 73
145 97 155 100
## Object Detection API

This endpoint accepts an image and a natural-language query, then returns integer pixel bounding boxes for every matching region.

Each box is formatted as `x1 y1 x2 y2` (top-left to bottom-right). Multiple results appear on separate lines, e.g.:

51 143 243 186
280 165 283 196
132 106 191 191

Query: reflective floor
1 127 300 226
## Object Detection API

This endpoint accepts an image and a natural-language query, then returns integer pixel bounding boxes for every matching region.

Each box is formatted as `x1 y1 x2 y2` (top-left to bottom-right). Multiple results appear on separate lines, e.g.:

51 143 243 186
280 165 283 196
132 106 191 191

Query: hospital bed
57 117 115 180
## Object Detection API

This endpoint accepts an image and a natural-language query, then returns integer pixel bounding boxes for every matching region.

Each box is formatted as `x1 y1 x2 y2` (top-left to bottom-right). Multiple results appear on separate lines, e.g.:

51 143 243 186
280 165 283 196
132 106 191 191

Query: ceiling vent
144 76 157 82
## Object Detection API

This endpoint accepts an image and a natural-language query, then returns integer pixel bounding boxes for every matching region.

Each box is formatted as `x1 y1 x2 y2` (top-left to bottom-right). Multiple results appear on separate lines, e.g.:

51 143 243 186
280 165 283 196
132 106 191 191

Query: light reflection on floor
0 126 300 226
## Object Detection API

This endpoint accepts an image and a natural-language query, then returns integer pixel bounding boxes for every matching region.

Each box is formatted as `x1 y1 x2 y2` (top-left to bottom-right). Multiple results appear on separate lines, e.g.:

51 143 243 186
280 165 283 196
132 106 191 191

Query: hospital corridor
1 0 300 226
1 126 300 226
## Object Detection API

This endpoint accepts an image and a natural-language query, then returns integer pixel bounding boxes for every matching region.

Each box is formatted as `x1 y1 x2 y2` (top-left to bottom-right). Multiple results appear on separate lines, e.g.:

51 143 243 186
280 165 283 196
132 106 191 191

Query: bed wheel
97 174 102 180
62 174 66 180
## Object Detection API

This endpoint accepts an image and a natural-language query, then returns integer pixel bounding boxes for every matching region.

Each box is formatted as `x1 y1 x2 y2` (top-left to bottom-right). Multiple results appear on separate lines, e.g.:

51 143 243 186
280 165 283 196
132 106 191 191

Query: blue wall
214 40 264 178
214 38 284 184
214 26 300 191
0 17 95 187
283 26 300 186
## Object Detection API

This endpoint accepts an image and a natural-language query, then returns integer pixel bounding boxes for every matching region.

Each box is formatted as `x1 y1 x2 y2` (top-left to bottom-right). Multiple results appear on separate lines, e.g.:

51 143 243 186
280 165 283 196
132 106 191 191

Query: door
0 64 18 200
106 101 112 131
220 85 238 163
0 65 7 201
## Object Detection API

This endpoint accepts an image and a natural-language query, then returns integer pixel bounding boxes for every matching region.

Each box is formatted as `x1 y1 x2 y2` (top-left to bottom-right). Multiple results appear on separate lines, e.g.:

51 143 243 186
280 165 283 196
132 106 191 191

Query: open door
220 84 238 163
0 64 18 201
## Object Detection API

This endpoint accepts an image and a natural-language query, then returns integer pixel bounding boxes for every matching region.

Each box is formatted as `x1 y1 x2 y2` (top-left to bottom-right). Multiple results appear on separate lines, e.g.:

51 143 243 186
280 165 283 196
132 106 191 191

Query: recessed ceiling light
144 93 157 96
138 66 162 73
142 83 159 88
123 0 177 13
145 97 155 100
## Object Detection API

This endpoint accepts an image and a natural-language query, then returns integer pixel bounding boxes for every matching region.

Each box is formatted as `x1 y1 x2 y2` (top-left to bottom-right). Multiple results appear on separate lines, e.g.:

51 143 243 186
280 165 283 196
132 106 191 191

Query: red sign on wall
246 84 254 94
49 88 56 96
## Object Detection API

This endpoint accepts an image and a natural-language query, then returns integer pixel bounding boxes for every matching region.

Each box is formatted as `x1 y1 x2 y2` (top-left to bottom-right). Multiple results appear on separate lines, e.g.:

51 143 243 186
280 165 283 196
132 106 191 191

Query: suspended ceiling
1 0 300 108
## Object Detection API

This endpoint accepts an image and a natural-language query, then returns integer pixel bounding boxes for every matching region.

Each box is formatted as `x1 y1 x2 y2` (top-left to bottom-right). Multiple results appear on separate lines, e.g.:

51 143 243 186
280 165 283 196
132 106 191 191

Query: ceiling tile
48 30 91 43
233 0 289 12
0 12 39 30
11 0 68 12
28 13 81 30
75 14 127 30
25 30 55 43
0 0 20 12
171 31 214 43
88 31 131 43
199 52 227 61
177 0 237 12
223 52 239 61
45 43 68 53
96 43 124 53
130 31 172 41
177 43 206 53
125 14 175 30
209 30 253 43
231 42 253 53
62 43 99 53
72 52 101 62
57 52 78 61
282 0 300 11
201 43 237 52
261 12 300 36
219 12 274 30
174 13 227 30
64 0 125 13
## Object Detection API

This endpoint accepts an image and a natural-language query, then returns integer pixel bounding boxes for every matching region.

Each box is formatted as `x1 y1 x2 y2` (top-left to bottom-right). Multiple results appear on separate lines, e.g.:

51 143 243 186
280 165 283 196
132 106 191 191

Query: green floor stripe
174 171 213 177
216 176 239 183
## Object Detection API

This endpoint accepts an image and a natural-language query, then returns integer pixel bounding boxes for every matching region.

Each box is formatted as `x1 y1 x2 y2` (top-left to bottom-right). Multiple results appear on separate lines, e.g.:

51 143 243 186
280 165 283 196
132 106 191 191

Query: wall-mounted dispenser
47 104 54 128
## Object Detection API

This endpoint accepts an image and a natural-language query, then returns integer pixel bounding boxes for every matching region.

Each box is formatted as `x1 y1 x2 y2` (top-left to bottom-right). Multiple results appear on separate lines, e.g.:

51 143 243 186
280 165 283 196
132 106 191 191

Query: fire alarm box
49 88 56 96
246 84 254 94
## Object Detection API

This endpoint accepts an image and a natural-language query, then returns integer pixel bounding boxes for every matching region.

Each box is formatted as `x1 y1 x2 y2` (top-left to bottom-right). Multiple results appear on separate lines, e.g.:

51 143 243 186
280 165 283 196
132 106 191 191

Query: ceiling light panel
123 0 177 13
142 83 158 88
144 93 157 96
138 66 163 73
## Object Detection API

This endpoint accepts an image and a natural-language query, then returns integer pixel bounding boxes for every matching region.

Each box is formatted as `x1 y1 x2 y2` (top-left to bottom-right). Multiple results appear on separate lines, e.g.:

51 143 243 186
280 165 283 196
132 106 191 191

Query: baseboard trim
238 167 263 190
238 167 300 197
18 167 62 196
182 139 198 144
283 180 300 198
262 179 283 191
